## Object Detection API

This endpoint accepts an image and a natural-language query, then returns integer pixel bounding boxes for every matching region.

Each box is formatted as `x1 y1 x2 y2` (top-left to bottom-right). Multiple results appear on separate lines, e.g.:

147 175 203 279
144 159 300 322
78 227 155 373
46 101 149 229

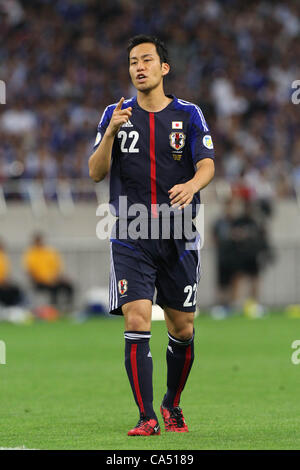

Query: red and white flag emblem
172 121 183 129
118 279 128 295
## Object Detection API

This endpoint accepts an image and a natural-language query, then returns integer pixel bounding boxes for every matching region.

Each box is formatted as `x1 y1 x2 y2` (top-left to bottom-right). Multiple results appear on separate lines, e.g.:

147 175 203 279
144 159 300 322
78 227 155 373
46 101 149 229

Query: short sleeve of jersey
93 105 115 151
189 106 214 165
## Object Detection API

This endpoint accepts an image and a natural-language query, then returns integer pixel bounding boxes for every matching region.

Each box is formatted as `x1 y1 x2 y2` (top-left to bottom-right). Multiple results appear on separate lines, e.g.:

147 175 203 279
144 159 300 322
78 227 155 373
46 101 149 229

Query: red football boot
127 416 161 436
160 405 189 432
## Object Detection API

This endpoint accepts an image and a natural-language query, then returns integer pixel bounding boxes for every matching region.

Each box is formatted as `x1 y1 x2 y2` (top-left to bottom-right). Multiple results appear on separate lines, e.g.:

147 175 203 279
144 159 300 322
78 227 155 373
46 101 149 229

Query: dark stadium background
0 0 300 451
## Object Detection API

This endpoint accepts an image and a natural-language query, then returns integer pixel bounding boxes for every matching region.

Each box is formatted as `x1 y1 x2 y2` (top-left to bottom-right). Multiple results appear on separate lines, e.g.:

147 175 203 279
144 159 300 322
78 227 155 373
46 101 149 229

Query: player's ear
161 62 170 77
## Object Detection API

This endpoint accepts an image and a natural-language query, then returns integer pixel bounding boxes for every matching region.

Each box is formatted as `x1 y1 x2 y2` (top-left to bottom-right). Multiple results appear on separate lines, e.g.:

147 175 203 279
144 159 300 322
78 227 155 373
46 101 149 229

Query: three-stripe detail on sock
124 332 152 341
109 242 118 311
167 331 194 346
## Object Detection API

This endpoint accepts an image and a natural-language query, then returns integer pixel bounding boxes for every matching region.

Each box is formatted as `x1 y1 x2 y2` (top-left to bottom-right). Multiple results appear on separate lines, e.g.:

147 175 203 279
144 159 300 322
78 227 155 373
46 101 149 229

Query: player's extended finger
115 97 125 111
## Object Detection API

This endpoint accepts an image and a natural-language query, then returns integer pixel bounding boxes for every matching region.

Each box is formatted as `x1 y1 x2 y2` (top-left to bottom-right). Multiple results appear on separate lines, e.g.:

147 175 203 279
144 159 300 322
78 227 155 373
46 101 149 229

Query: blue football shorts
108 218 202 315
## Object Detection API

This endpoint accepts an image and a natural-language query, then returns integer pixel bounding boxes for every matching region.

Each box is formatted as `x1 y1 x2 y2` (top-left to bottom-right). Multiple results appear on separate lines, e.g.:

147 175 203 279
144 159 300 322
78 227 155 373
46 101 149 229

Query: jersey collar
133 94 177 113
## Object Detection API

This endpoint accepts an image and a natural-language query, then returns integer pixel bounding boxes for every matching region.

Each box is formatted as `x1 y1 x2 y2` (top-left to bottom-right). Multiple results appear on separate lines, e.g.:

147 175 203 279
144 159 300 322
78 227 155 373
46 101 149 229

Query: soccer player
89 35 215 436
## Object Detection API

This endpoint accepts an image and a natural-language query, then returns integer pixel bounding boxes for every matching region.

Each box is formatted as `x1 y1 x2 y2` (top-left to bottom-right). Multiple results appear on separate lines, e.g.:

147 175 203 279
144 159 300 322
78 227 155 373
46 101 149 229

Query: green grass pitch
0 313 300 450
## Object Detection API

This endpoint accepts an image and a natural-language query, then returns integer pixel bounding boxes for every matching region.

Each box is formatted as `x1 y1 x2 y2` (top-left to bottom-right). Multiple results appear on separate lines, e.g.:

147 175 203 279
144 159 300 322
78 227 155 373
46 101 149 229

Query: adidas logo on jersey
121 119 134 127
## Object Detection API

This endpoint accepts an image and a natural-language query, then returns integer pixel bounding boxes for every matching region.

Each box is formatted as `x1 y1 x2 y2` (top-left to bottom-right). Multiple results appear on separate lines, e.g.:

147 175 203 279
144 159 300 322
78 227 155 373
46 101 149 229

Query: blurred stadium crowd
0 0 299 201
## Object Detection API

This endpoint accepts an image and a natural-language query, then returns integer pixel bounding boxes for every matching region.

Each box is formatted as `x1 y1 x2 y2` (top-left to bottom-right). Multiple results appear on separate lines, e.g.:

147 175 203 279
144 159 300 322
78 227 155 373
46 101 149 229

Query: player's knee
126 316 150 331
172 322 194 342
175 329 194 342
123 305 151 331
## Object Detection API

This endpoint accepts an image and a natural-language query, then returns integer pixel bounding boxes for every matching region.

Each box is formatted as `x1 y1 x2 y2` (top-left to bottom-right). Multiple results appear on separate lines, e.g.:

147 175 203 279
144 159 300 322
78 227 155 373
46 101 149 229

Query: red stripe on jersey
173 345 192 407
149 113 158 218
130 344 145 415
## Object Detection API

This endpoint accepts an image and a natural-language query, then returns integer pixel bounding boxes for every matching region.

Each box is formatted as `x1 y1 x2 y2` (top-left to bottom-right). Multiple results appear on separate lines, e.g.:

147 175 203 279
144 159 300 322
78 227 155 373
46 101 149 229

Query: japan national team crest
118 279 128 295
169 132 186 151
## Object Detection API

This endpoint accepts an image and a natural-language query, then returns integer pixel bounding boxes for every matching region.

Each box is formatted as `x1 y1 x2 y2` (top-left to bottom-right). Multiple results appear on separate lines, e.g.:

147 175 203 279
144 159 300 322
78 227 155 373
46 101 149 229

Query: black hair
127 35 170 65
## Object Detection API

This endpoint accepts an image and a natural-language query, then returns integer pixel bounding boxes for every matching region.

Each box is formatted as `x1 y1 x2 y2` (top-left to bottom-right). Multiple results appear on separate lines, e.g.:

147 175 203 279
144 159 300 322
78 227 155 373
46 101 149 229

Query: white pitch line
0 446 38 450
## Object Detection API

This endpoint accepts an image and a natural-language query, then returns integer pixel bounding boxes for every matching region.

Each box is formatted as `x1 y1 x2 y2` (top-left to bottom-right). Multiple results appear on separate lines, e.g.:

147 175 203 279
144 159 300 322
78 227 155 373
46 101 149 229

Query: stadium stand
0 0 299 200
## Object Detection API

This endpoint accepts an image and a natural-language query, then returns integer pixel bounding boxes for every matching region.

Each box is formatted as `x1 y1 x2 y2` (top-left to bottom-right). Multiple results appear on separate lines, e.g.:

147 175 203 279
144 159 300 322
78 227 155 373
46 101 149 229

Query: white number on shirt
117 130 140 153
183 284 197 307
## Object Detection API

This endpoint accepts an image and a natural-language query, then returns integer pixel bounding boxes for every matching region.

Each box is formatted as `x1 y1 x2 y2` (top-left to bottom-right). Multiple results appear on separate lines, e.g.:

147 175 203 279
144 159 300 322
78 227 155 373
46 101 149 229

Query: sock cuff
168 329 195 346
124 331 151 342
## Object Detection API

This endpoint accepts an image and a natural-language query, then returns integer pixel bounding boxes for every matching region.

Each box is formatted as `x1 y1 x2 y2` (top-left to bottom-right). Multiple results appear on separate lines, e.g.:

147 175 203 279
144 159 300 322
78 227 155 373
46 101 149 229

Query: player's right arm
88 97 132 182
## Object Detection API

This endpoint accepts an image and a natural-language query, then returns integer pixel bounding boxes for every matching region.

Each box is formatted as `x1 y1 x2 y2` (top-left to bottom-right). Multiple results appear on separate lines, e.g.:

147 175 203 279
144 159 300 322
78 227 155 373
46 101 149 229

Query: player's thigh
109 239 156 316
156 239 201 314
164 306 194 341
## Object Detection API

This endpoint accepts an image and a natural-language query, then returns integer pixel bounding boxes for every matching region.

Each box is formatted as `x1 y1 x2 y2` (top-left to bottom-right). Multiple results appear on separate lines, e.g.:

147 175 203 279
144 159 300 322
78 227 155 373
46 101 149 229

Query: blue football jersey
93 95 214 218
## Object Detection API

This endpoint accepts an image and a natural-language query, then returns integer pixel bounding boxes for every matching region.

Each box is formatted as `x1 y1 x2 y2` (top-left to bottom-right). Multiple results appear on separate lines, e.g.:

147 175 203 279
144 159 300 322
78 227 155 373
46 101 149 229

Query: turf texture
0 313 300 450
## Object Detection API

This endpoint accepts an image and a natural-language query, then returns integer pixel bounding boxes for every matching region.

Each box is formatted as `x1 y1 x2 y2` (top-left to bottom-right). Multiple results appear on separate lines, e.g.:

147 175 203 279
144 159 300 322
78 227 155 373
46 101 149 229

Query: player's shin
124 331 157 420
163 330 195 409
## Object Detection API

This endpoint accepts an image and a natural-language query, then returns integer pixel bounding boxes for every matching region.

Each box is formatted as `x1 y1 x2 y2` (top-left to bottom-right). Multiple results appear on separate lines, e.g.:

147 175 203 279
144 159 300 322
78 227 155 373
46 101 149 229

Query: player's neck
137 87 172 113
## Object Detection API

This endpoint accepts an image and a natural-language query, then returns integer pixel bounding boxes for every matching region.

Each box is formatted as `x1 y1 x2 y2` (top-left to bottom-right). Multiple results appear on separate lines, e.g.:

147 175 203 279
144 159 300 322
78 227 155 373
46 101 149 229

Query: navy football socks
162 330 195 409
124 331 157 420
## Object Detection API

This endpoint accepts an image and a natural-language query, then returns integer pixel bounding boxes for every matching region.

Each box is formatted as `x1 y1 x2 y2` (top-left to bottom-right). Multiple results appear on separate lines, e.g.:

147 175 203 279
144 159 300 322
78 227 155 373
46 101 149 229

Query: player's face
129 43 169 92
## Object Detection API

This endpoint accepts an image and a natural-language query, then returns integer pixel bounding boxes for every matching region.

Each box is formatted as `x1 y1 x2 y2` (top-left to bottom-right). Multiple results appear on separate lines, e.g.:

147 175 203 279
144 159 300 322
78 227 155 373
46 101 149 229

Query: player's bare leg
160 306 195 432
122 299 160 436
123 299 152 331
163 306 194 341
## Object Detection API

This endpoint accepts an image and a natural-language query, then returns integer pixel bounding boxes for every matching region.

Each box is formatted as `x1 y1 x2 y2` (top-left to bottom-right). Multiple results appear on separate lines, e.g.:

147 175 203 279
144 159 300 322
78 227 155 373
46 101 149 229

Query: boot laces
135 415 154 432
169 407 184 427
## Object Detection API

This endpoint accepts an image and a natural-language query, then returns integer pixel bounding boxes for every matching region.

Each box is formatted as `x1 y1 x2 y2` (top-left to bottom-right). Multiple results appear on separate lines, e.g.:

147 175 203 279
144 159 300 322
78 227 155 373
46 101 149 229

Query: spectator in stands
0 239 24 307
22 232 74 308
230 200 271 315
211 198 238 317
212 198 273 317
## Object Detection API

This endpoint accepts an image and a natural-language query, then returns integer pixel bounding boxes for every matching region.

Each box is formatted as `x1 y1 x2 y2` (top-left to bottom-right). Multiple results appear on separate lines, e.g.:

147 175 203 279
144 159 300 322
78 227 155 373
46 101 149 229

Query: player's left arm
169 158 215 209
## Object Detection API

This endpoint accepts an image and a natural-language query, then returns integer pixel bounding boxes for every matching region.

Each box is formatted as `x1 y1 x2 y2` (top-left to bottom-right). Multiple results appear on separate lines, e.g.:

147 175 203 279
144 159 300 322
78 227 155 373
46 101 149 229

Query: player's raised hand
168 181 196 210
106 97 132 137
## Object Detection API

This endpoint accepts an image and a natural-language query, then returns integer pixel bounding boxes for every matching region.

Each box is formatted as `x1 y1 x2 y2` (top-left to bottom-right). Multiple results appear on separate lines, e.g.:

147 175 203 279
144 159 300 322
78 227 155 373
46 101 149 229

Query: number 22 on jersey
118 130 140 153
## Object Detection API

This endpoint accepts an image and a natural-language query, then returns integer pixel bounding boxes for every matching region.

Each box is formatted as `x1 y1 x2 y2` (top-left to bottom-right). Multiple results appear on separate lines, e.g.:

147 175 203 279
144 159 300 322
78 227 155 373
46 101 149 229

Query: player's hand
168 181 196 210
106 97 132 137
